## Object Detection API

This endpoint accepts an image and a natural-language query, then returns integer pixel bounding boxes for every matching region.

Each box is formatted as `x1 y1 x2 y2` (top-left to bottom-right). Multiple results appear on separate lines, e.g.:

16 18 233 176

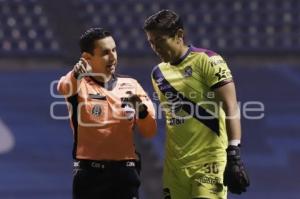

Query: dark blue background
0 65 299 199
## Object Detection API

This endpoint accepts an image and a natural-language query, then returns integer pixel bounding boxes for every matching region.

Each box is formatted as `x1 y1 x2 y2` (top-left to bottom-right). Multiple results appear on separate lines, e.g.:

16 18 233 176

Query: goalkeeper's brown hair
143 9 183 37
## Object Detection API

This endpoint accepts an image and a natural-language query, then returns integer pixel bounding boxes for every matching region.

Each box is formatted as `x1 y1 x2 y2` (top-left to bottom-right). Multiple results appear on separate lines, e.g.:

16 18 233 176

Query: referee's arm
57 71 79 97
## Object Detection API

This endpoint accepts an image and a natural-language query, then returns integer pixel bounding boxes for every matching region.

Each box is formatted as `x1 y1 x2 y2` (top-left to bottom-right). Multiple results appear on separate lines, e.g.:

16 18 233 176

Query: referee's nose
108 49 117 63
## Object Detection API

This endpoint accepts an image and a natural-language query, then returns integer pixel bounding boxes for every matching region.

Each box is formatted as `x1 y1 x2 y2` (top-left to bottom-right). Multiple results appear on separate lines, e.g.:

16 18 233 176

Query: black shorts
72 160 140 199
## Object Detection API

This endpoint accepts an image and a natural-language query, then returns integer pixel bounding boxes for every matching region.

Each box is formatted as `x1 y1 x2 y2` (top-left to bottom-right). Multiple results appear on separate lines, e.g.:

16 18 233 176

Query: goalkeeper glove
224 145 250 194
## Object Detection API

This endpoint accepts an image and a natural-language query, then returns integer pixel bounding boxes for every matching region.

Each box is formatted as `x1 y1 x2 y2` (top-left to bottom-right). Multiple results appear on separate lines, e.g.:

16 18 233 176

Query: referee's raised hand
72 57 92 79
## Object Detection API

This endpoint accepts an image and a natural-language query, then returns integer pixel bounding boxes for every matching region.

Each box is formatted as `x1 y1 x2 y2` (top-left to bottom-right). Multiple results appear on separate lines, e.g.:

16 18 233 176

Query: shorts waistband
74 159 136 169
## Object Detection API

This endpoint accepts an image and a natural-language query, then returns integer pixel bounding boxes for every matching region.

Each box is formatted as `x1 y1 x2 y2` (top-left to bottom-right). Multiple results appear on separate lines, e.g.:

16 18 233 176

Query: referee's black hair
79 27 112 54
143 9 183 37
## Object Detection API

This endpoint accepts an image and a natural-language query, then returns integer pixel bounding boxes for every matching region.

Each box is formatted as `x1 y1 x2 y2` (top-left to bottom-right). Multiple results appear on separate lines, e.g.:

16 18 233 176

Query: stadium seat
73 0 300 55
0 0 60 56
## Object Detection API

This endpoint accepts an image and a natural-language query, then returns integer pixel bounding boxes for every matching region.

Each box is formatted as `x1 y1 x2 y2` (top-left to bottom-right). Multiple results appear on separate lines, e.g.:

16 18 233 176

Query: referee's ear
81 52 92 61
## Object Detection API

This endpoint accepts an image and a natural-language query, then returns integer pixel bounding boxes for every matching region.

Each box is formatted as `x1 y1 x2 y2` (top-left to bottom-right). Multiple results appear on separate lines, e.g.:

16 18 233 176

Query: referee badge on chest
91 104 102 117
183 65 193 77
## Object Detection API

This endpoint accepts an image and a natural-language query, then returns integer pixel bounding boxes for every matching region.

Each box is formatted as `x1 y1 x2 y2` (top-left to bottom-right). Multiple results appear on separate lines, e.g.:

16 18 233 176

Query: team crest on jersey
91 105 102 116
183 66 193 77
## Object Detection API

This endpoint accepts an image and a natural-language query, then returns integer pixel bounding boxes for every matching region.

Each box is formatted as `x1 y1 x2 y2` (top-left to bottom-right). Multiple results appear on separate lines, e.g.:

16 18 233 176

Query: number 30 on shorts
203 162 219 174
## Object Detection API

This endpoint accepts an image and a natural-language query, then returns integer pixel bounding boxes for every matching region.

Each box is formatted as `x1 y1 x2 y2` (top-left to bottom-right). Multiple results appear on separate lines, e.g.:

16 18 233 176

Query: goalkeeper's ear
175 28 184 44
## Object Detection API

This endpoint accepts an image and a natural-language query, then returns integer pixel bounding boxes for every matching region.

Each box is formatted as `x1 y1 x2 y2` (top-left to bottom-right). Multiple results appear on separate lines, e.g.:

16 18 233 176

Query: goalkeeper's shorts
163 160 227 199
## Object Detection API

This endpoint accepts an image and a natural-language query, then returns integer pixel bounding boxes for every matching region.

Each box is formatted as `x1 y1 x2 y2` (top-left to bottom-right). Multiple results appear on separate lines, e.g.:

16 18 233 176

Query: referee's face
146 30 180 63
88 36 117 79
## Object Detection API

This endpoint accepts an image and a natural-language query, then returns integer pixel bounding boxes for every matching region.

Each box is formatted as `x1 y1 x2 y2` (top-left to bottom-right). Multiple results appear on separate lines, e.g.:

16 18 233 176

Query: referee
57 28 157 199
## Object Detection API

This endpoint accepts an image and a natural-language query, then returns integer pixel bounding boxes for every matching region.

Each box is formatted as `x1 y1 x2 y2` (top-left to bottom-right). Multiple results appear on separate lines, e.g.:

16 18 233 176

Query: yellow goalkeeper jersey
151 45 233 168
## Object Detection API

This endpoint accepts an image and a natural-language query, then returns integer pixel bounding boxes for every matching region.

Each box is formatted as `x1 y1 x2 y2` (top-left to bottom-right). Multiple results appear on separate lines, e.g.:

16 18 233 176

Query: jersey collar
170 45 192 66
91 74 117 90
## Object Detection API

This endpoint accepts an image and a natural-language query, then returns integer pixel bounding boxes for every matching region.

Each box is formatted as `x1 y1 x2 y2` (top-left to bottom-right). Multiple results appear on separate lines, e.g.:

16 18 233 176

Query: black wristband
138 104 148 119
226 145 241 160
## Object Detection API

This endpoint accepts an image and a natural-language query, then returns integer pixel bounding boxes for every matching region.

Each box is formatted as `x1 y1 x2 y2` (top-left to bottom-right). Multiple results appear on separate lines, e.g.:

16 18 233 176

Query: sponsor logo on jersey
156 77 164 85
183 65 193 77
159 84 172 91
89 93 106 100
119 82 134 89
215 67 231 81
195 174 221 186
169 117 185 126
210 56 226 67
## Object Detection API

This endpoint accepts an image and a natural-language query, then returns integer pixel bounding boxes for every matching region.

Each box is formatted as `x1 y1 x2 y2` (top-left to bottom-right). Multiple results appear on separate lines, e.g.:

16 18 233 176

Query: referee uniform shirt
57 71 157 199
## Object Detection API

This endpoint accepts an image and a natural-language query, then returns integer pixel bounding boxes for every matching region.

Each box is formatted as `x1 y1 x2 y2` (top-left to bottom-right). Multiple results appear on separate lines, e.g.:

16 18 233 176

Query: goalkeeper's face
146 30 180 63
85 36 117 77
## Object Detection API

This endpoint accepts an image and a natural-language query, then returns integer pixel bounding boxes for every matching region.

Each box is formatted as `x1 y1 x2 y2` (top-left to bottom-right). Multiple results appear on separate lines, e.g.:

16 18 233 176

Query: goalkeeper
144 10 250 199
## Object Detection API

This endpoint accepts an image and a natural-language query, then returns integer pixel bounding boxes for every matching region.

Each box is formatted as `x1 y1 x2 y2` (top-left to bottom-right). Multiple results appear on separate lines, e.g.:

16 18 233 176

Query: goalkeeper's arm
215 82 250 194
